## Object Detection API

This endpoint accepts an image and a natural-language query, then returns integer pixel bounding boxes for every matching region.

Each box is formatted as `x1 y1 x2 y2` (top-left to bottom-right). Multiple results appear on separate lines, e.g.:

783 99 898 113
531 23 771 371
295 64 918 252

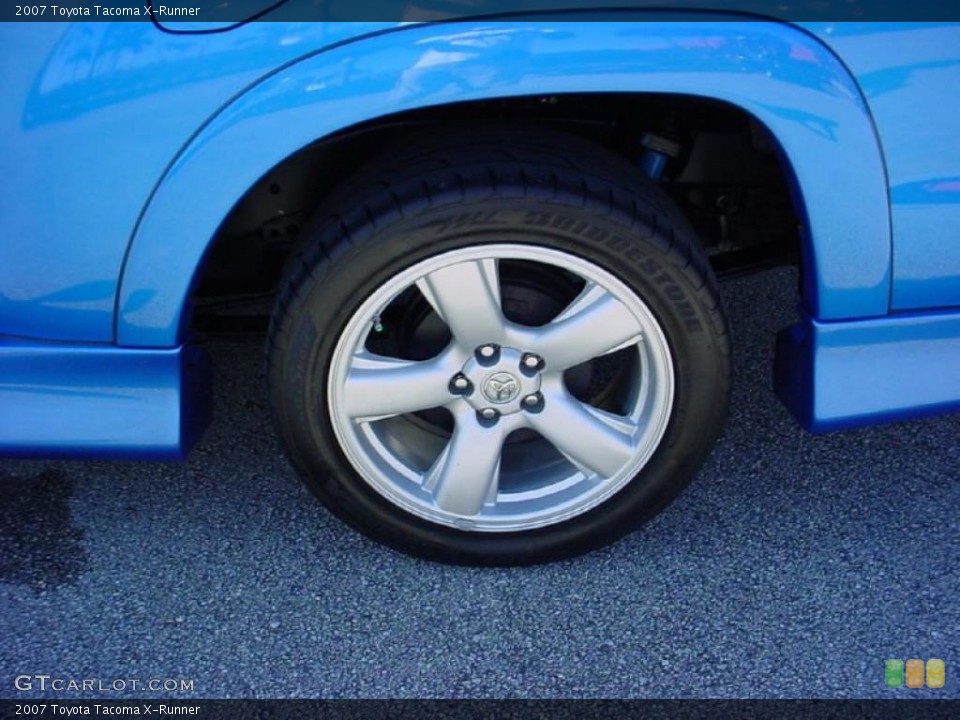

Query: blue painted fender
117 18 892 347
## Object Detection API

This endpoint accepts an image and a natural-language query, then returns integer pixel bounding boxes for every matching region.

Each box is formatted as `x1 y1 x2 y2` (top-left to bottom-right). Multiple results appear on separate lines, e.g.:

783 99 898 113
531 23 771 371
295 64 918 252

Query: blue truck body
1 13 958 458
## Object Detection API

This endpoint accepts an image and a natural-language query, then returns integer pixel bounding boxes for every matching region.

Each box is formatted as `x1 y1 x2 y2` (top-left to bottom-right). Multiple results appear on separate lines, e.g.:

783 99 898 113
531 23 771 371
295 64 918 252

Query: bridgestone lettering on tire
267 127 730 565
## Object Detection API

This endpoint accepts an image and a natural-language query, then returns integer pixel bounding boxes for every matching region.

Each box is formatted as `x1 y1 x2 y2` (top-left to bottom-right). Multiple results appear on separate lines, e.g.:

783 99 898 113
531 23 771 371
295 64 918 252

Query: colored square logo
905 659 925 688
927 659 945 689
885 659 904 688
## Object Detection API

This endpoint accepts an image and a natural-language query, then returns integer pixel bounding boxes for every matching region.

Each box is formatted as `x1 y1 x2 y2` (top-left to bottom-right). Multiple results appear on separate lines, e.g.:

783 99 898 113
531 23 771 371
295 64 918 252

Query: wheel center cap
482 372 521 404
460 347 541 415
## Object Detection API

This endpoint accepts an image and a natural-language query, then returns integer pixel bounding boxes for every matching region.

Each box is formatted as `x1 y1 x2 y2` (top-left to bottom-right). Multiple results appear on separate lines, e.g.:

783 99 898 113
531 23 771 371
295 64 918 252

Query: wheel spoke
531 282 643 371
424 408 506 516
527 381 637 478
416 258 505 350
342 351 456 422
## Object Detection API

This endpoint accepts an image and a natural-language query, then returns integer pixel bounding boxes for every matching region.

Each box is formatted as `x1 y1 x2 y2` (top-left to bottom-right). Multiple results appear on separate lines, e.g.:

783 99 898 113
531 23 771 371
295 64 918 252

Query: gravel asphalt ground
1 267 957 699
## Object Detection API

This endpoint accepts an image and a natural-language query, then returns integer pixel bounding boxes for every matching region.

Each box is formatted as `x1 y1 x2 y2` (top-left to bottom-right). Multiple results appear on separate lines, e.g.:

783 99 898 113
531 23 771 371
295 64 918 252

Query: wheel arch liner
117 18 892 347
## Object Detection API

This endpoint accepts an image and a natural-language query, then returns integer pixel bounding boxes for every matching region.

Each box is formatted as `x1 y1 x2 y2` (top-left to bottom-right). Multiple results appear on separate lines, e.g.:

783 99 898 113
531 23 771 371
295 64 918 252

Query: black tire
267 126 730 565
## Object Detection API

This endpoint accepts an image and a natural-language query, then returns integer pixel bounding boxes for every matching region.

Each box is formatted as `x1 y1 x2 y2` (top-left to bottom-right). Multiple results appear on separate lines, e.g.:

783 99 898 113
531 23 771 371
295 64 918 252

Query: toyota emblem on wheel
482 372 520 404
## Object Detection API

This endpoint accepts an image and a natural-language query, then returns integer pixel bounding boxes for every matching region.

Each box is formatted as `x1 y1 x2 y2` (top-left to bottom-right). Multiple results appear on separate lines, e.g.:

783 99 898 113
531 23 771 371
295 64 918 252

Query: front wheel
267 128 730 565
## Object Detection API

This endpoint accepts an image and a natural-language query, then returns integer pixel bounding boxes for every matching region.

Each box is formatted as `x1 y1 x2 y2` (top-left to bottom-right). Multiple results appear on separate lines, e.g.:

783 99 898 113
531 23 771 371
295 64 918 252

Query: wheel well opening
188 92 802 336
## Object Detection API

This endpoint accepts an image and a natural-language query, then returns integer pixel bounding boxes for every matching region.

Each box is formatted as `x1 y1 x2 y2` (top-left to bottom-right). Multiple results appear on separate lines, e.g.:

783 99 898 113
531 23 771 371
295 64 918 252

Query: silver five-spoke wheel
328 245 675 531
268 126 729 564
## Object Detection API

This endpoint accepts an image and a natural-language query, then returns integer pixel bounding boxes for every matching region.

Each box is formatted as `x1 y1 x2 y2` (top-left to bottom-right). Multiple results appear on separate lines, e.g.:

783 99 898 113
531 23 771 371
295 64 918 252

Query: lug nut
475 344 500 365
477 407 500 425
522 393 544 412
449 374 472 395
522 353 542 370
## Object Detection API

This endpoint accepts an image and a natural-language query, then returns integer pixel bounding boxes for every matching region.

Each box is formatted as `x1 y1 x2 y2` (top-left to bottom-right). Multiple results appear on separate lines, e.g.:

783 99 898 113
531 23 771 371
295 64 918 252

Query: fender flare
117 17 891 346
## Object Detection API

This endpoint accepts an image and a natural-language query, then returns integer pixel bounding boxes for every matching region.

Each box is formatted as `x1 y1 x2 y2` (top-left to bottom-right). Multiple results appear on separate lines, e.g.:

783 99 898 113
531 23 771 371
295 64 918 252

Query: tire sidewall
273 195 728 564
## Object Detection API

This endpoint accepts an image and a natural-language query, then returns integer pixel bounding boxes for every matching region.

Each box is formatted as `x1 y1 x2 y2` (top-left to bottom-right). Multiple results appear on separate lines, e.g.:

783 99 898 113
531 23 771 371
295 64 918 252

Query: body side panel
775 309 960 431
0 341 210 459
800 22 960 312
0 21 395 342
